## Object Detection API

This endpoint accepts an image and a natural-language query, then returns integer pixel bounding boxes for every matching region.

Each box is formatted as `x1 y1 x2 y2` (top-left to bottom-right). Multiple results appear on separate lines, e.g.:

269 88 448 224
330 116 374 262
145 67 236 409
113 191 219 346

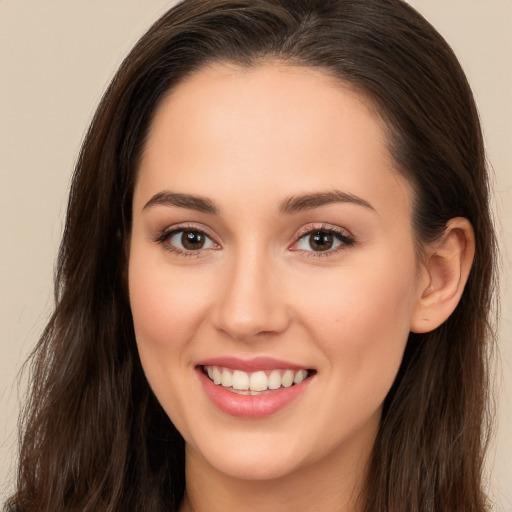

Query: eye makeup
153 221 356 259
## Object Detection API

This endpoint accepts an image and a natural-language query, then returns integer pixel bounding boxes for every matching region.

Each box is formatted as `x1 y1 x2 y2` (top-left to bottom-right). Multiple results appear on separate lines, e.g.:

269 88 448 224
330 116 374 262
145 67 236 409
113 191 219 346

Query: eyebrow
279 190 375 214
142 189 375 215
143 191 219 214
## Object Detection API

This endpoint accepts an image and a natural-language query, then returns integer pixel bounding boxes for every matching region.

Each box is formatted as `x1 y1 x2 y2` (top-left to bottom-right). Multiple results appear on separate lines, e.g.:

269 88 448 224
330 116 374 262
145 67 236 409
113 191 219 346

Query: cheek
127 248 214 406
129 256 209 351
296 249 418 385
290 253 418 444
127 253 216 434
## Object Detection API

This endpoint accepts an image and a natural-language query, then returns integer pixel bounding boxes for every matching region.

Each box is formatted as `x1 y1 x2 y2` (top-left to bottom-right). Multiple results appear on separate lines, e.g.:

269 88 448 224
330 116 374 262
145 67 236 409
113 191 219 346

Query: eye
156 227 219 254
292 226 355 254
170 229 216 251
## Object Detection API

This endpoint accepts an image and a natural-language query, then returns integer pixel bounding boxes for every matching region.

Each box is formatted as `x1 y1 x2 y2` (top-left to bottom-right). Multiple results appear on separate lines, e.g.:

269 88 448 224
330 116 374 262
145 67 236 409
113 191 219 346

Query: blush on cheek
129 257 208 343
315 282 412 349
132 291 187 352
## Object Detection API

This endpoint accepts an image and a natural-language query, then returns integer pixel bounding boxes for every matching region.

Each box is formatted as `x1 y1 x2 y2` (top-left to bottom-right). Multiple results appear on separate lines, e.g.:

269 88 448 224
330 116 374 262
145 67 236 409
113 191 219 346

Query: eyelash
291 224 356 257
154 223 355 258
154 223 219 258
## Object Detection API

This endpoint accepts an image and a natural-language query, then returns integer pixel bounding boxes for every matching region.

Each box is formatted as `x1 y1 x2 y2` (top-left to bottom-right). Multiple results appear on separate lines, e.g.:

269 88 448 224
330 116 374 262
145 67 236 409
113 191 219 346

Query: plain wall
1 0 511 508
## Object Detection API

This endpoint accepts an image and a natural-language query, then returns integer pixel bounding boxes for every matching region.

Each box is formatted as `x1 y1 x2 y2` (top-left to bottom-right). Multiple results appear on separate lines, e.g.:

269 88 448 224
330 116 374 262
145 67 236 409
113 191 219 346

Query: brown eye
308 231 334 251
181 230 206 250
293 227 354 254
165 228 217 252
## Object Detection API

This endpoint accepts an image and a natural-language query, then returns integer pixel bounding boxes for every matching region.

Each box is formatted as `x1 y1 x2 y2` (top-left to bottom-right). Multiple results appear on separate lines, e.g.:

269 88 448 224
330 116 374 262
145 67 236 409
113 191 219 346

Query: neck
179 424 376 512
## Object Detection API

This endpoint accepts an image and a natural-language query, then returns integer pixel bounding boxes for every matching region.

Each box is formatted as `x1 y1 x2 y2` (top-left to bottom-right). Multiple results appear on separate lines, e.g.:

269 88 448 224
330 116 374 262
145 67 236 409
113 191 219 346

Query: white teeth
221 368 232 387
232 370 250 390
294 369 308 384
204 366 310 393
268 370 281 390
249 371 268 392
281 369 294 388
212 367 222 385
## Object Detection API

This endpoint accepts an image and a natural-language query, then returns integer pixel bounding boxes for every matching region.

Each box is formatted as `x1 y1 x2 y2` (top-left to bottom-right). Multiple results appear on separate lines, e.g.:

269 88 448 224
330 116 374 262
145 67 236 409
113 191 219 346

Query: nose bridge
212 242 289 340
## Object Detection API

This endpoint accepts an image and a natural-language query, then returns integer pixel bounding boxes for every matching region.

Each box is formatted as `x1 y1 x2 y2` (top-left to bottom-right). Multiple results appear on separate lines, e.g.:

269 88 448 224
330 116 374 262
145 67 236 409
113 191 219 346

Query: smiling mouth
202 365 314 395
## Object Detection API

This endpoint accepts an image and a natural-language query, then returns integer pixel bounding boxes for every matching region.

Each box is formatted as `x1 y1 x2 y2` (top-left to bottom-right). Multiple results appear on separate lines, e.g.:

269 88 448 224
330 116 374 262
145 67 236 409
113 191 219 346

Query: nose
211 248 291 341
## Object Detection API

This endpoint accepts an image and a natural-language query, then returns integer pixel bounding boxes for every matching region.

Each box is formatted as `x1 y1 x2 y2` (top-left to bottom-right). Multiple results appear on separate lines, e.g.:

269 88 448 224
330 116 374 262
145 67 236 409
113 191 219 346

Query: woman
6 0 498 510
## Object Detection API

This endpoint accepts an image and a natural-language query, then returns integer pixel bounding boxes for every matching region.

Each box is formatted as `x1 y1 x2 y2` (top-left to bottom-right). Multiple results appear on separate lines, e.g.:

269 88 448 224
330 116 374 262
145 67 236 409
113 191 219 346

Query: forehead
135 62 412 219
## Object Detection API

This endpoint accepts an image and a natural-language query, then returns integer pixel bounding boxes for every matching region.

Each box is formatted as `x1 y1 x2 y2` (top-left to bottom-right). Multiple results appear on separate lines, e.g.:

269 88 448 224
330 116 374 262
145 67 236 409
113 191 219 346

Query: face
129 63 424 482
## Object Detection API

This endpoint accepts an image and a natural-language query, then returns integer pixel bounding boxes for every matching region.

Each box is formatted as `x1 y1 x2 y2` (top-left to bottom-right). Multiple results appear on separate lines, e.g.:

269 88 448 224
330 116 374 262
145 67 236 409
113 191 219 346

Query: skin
128 63 472 511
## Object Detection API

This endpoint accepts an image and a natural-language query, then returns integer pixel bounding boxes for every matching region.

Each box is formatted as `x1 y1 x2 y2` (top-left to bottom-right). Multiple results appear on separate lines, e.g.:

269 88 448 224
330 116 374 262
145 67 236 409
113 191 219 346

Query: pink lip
195 358 314 418
196 356 308 372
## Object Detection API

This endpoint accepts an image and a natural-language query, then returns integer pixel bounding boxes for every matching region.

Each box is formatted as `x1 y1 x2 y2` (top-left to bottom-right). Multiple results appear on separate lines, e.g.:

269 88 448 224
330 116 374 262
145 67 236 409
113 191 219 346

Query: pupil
310 231 333 251
182 230 204 250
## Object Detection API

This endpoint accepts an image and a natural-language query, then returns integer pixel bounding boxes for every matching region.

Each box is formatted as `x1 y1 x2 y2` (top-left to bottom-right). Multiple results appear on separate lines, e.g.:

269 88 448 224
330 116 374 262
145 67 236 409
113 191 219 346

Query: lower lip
197 368 313 418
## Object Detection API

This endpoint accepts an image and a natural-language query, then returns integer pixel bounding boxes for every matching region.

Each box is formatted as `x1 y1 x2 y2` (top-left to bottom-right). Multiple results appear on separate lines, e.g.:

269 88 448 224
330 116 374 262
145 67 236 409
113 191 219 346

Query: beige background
1 0 510 508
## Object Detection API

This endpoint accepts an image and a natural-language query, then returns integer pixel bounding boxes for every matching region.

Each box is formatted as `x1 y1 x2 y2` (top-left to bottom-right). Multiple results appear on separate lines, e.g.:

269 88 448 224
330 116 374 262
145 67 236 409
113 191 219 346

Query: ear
410 217 475 334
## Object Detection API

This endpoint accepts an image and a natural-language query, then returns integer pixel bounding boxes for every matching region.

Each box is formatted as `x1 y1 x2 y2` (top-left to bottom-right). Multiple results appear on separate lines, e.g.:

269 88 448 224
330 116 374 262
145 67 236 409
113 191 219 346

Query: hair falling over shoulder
6 0 498 511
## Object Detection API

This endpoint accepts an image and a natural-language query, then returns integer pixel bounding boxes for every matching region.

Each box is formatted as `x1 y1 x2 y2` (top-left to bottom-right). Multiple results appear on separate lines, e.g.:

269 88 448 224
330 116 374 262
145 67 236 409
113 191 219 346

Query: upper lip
196 356 312 372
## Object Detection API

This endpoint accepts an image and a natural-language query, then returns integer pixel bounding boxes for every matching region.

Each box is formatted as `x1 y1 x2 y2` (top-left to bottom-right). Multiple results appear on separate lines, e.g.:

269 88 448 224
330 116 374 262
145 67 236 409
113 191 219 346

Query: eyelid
154 222 221 255
153 221 354 257
293 223 353 240
290 223 356 255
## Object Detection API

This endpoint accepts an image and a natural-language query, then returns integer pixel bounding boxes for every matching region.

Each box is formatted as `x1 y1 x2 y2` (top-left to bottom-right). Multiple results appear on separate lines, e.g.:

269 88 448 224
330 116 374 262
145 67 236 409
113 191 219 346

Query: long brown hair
6 0 497 510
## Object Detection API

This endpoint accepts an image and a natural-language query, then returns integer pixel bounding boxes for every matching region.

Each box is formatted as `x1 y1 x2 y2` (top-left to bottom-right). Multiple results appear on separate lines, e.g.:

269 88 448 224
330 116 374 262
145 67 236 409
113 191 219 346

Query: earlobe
410 217 475 334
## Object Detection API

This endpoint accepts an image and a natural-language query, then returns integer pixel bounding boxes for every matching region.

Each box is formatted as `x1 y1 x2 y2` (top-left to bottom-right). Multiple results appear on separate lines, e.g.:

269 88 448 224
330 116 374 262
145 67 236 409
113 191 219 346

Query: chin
211 454 304 482
188 432 311 482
